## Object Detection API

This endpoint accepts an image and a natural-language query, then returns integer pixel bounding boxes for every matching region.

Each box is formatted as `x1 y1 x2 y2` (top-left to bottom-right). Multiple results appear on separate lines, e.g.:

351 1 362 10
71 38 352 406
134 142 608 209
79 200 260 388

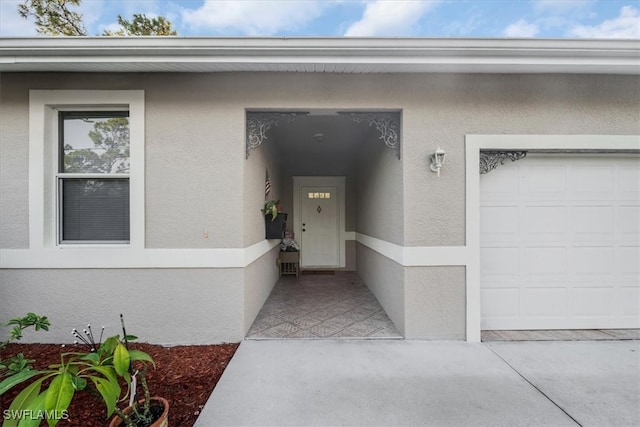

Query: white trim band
0 235 468 269
2 38 638 75
0 239 280 269
355 233 468 267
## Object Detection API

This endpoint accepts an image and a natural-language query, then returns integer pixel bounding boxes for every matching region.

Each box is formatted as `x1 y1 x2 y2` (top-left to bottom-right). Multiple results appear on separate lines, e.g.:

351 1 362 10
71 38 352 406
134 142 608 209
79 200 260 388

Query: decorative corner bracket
480 151 527 174
339 112 401 159
246 112 308 159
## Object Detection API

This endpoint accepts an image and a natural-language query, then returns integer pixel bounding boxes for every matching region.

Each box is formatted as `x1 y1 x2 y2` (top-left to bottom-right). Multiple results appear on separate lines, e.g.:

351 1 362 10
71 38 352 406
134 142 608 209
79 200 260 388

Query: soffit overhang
1 37 638 74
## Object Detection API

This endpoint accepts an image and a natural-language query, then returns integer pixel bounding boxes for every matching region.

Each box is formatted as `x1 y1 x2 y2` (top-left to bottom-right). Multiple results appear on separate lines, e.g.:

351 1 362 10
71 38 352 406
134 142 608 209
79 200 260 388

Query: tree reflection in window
61 112 130 174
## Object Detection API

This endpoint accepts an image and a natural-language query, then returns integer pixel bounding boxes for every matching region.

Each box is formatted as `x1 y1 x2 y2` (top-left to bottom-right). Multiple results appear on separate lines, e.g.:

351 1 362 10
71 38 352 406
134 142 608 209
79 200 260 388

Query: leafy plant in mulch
0 314 159 427
0 312 50 377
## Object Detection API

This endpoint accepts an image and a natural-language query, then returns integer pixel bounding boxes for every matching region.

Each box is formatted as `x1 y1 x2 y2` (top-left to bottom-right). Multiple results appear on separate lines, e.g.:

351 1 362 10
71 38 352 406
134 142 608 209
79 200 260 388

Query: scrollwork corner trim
479 151 528 174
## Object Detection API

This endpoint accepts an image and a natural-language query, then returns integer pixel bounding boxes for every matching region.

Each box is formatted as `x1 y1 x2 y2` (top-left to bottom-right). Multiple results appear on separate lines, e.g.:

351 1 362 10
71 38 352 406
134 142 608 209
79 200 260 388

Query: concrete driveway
195 340 640 427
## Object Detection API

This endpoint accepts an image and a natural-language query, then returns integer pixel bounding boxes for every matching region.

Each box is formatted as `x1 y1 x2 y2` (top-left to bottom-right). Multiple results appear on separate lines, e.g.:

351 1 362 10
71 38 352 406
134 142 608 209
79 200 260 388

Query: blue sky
1 0 639 38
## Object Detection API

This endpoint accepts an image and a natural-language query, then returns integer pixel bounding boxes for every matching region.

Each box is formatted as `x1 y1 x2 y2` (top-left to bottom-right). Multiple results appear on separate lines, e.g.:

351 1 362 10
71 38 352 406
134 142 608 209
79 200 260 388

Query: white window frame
29 90 145 249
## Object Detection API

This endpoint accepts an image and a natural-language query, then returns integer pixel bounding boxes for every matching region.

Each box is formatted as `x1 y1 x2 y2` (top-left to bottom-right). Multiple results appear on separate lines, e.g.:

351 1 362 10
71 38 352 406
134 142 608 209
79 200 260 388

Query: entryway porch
246 271 402 339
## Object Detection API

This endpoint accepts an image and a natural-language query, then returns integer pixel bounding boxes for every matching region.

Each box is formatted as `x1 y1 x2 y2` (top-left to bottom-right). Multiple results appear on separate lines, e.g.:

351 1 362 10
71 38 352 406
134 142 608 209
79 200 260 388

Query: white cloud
569 5 640 38
181 0 325 35
344 0 439 37
504 19 539 37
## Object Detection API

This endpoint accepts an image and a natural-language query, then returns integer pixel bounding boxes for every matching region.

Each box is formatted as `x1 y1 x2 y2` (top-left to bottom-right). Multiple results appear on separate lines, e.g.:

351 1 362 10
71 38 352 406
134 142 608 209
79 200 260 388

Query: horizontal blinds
61 178 130 242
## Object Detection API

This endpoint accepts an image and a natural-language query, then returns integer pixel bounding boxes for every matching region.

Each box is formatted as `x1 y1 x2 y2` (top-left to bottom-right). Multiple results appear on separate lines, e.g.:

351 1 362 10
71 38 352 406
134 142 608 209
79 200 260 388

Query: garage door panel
521 288 566 317
481 154 640 330
618 166 640 195
481 288 519 317
521 165 567 199
570 165 614 196
480 247 519 279
522 206 566 241
621 287 640 318
618 206 640 239
618 246 640 275
480 167 519 201
569 288 615 317
522 247 567 276
480 206 518 240
570 246 615 276
571 206 614 239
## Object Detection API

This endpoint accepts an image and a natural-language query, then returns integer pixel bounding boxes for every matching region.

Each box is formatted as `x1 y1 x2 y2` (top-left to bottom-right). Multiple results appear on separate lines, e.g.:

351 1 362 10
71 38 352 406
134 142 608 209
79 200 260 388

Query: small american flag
265 173 271 198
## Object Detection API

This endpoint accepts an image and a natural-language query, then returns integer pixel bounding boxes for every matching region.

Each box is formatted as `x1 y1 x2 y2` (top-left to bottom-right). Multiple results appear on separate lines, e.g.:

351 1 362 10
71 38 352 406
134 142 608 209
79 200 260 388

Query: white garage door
481 154 640 330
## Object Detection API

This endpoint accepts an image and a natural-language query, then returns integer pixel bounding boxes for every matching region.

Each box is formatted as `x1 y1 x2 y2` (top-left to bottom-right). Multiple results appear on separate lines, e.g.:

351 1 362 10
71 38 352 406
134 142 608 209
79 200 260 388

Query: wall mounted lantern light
429 146 447 177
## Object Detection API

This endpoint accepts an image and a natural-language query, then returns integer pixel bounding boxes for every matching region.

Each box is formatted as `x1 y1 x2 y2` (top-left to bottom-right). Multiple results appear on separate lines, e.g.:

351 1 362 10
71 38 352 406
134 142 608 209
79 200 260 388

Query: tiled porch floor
246 271 402 339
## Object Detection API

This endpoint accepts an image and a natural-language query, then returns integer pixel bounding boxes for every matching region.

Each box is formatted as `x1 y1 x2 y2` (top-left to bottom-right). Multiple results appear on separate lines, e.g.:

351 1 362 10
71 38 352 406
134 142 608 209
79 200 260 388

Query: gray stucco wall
355 126 404 245
401 73 640 247
0 78 29 248
356 243 405 335
243 245 280 333
1 71 638 343
1 269 243 345
242 125 282 330
404 267 466 340
2 72 638 250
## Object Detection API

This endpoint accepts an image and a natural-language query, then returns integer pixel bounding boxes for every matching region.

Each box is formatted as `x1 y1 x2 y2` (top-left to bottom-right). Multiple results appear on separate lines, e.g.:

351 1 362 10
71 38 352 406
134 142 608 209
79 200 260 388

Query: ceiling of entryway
268 113 380 175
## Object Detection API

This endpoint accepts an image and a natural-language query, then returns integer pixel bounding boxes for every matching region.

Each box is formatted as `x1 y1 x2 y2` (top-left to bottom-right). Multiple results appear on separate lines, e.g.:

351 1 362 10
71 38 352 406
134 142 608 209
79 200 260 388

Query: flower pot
109 397 169 427
265 212 287 239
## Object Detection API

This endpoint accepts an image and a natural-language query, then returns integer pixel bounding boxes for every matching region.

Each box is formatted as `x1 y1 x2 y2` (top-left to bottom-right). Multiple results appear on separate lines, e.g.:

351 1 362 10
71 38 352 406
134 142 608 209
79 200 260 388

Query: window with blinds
58 111 130 243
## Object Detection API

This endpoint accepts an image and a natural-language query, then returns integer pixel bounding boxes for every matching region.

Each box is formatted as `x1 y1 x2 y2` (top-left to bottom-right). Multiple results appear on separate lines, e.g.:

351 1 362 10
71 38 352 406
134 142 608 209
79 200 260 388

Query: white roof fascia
1 37 639 74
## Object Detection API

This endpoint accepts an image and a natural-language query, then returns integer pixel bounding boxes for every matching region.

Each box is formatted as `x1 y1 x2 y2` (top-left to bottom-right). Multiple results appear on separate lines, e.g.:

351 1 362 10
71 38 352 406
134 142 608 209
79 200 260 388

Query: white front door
300 186 339 267
480 154 640 330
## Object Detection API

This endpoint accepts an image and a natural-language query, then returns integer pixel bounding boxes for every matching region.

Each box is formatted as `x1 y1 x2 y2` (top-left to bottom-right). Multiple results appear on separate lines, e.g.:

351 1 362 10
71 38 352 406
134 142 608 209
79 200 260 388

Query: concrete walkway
195 340 640 427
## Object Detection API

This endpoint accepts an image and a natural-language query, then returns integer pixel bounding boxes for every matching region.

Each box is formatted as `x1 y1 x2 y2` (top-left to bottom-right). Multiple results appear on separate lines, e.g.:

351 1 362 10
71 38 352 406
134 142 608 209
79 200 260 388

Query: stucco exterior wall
356 243 405 335
1 71 638 343
401 73 640 247
3 72 638 251
404 267 466 340
355 127 404 245
1 269 243 345
0 79 29 249
243 245 280 333
243 112 283 247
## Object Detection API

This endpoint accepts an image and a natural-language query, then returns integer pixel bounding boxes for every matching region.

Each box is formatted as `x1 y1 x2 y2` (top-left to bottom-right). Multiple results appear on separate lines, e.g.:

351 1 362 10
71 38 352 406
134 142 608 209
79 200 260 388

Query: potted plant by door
261 200 280 220
262 200 287 239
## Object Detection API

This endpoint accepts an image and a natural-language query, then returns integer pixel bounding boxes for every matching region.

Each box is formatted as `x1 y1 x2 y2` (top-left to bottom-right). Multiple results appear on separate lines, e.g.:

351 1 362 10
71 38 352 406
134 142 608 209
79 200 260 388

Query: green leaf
113 343 130 376
44 373 74 427
128 350 156 368
2 378 45 427
86 365 120 391
89 377 119 417
123 335 138 341
16 391 46 427
0 370 41 396
99 336 119 358
71 375 86 391
79 352 100 364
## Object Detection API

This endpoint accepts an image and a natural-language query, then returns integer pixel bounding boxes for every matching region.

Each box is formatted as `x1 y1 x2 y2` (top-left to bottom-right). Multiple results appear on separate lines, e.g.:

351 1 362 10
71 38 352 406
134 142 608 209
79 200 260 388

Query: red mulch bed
1 342 239 426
